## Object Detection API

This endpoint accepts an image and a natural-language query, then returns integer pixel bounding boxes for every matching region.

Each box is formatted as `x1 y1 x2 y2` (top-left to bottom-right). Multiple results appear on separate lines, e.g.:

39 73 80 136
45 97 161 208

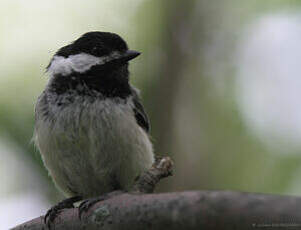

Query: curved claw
78 197 104 219
44 196 82 229
44 207 63 229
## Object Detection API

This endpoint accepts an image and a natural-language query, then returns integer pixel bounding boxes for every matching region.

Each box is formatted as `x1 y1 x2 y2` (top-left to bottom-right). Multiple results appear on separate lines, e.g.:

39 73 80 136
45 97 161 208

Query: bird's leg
78 156 174 220
44 195 82 229
78 190 124 219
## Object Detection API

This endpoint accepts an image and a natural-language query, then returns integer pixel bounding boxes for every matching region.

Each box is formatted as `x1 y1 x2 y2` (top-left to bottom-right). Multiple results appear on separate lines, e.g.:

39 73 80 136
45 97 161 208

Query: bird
34 31 154 225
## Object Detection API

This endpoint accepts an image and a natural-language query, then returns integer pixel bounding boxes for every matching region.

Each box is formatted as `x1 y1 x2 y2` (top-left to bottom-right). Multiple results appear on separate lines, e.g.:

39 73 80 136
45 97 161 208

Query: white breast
34 95 154 198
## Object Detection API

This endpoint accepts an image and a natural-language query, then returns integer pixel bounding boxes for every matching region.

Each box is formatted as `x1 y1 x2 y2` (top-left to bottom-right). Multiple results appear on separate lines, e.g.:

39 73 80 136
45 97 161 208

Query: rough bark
12 190 301 230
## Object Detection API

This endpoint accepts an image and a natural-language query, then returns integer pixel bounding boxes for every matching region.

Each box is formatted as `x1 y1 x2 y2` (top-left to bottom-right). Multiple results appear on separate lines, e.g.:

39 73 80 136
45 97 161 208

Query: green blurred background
2 0 301 228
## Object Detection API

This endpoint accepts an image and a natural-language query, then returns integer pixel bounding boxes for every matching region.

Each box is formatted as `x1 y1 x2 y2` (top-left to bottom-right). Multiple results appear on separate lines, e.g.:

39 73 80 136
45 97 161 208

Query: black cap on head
56 31 129 58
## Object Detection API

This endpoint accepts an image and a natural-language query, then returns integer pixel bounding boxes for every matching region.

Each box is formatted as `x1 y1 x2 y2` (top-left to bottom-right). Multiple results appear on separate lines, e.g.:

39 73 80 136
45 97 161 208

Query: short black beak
119 50 141 62
102 50 141 67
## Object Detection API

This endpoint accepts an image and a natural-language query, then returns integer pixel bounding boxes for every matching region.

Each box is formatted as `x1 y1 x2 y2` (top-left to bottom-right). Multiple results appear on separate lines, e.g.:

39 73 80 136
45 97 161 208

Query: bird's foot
44 195 82 229
78 190 124 219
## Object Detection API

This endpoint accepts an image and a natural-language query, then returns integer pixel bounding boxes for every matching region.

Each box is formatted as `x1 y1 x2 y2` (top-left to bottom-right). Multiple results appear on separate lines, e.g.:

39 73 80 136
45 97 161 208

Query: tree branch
12 157 301 230
12 190 301 230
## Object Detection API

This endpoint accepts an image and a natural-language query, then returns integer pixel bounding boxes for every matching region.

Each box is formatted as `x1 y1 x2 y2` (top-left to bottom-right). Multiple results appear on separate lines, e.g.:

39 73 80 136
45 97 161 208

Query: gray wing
131 87 150 133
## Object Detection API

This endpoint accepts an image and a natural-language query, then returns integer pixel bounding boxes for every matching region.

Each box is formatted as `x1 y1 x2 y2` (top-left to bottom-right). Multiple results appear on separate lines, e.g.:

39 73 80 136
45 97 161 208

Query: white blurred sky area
0 138 51 229
236 11 301 154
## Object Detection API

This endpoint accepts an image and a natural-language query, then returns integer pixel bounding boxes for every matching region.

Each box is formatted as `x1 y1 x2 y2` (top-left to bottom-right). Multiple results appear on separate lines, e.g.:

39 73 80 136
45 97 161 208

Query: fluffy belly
35 98 154 198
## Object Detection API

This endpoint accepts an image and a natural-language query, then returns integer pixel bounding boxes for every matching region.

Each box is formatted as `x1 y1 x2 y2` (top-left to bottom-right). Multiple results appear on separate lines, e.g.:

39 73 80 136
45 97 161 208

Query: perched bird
34 32 154 223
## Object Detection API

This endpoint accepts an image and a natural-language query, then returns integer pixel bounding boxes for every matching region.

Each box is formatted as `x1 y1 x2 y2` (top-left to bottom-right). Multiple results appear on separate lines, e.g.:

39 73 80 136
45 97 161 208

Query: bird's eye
91 47 98 55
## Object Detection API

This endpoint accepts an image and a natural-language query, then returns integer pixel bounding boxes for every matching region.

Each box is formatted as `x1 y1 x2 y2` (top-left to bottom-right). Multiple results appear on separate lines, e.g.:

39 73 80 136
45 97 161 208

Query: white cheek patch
47 52 122 76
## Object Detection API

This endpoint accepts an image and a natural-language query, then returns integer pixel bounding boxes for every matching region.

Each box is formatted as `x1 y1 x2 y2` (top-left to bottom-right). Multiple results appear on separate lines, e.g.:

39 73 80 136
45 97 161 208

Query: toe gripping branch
44 195 82 229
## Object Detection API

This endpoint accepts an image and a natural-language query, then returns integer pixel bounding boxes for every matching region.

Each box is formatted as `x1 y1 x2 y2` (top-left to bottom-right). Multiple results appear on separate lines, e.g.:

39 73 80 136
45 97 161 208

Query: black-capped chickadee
34 32 154 222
